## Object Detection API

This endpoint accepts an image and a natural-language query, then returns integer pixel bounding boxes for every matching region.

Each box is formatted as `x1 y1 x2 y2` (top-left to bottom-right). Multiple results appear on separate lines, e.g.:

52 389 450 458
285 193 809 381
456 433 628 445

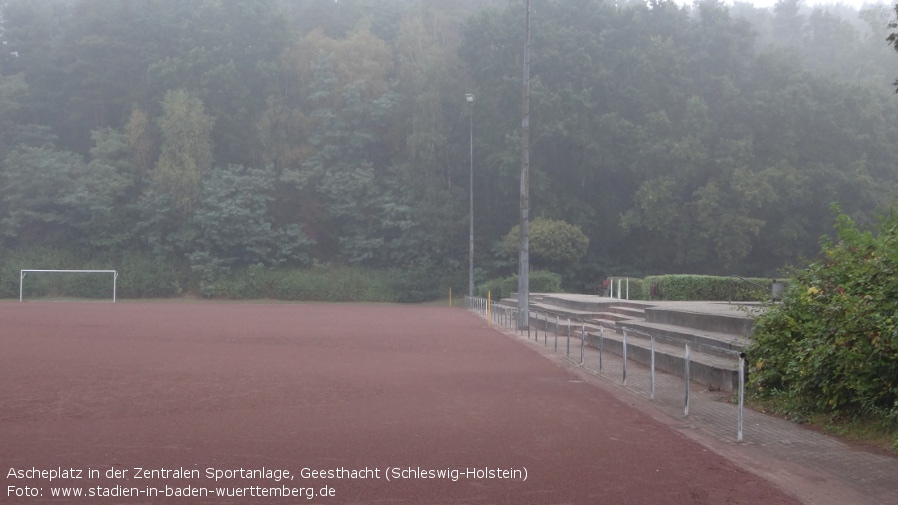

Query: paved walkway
484 312 898 505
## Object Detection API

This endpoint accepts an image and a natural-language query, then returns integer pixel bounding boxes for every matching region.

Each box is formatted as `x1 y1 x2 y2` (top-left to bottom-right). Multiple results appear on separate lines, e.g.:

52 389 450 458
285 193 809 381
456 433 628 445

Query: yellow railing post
449 287 452 307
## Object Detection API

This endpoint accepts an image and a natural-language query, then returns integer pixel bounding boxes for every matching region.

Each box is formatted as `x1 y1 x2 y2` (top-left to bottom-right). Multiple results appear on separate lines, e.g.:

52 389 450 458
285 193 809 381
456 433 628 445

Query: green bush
388 261 465 303
115 251 182 298
748 210 898 425
640 274 770 301
0 247 86 298
14 271 113 299
502 218 589 272
222 263 462 303
478 277 508 299
56 271 113 298
207 266 401 302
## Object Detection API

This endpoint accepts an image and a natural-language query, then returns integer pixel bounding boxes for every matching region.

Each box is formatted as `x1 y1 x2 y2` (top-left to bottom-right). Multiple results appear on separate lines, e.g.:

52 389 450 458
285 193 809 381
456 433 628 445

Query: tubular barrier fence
466 296 747 443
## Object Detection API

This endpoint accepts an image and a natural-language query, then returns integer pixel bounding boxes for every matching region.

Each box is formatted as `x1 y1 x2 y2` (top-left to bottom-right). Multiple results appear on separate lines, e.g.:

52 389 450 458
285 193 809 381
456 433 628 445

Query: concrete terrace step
492 295 753 393
536 294 647 313
586 328 741 392
525 302 634 326
618 321 750 356
517 296 754 354
523 313 741 392
605 305 646 319
644 304 757 336
493 301 613 327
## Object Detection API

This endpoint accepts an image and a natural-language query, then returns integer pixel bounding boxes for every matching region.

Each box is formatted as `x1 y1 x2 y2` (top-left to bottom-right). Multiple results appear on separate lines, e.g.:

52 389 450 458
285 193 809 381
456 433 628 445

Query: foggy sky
697 0 891 9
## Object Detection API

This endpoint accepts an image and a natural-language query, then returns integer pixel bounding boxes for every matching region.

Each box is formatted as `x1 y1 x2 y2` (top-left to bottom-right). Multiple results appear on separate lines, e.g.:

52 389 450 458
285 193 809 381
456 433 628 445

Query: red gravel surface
0 301 801 504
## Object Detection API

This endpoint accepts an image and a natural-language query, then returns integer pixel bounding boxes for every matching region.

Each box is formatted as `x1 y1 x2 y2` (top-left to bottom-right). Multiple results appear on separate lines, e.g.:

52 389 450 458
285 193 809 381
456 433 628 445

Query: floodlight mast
466 93 475 301
518 0 531 330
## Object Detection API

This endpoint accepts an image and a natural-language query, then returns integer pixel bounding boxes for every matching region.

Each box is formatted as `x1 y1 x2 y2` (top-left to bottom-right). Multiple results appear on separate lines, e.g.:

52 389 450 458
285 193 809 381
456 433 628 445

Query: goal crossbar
19 269 119 302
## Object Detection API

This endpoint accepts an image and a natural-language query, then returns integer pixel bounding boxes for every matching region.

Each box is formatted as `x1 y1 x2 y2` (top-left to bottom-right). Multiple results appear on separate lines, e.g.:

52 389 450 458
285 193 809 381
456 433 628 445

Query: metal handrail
470 297 748 442
486 299 746 357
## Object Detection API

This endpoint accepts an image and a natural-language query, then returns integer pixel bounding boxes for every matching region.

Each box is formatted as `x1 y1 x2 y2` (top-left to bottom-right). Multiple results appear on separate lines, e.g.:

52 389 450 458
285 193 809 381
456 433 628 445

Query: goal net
19 270 119 302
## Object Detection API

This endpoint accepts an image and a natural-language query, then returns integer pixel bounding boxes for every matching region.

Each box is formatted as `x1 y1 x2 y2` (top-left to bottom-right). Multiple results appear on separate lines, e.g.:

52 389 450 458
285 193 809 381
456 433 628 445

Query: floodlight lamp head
465 93 475 102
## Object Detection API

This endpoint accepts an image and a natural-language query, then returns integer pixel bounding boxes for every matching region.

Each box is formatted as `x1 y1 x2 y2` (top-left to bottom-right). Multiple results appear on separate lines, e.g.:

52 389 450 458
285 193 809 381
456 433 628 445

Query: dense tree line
1 0 897 295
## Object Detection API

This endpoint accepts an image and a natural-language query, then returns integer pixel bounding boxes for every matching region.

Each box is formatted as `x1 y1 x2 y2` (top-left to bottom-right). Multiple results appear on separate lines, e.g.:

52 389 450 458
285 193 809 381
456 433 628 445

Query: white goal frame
19 270 119 303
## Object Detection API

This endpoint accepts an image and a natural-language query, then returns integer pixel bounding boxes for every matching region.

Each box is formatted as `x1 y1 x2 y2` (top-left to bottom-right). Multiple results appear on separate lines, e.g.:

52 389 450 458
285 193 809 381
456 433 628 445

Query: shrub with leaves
502 218 589 272
748 209 898 424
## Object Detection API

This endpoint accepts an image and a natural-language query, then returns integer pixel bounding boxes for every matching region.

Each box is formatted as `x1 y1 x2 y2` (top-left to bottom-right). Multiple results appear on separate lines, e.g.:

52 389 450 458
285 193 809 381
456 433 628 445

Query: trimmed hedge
640 274 773 301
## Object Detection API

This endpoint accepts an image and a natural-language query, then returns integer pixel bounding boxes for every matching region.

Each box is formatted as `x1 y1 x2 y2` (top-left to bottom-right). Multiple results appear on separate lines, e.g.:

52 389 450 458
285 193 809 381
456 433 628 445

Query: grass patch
814 414 898 454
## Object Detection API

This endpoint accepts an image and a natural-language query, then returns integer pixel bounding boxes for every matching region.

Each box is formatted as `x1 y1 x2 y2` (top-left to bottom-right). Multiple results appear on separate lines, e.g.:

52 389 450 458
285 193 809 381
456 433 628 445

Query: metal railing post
622 328 628 385
738 354 745 442
566 318 571 357
580 323 585 365
554 315 558 351
650 336 655 400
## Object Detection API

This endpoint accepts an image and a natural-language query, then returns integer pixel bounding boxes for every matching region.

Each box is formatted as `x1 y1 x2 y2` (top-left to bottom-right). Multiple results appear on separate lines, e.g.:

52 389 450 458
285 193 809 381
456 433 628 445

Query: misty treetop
2 0 898 294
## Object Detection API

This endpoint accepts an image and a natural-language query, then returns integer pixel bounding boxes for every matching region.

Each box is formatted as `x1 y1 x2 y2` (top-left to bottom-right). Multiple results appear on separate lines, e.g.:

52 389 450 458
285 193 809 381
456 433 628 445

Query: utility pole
518 0 531 330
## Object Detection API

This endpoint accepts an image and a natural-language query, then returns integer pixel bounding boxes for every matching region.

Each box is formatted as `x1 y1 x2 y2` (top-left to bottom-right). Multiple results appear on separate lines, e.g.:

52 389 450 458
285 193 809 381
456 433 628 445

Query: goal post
19 270 119 303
